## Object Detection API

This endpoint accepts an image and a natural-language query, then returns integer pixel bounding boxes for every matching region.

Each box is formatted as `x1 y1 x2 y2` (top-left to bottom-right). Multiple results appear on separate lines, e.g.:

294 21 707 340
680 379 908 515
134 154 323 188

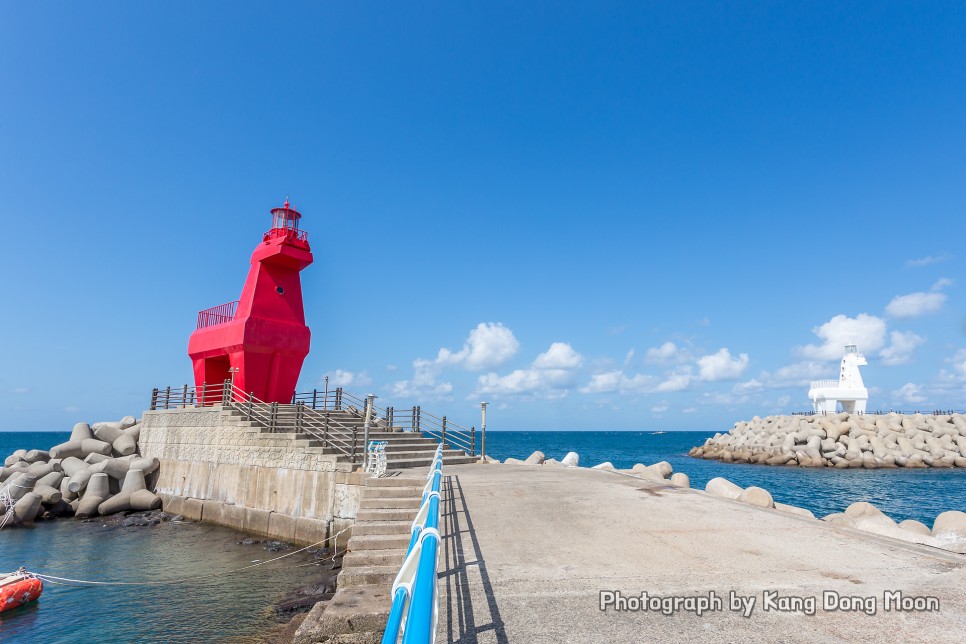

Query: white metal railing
809 379 840 390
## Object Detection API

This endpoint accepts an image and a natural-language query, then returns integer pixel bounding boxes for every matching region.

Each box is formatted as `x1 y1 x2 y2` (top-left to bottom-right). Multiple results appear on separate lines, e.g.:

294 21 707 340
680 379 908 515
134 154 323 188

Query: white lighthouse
807 344 869 414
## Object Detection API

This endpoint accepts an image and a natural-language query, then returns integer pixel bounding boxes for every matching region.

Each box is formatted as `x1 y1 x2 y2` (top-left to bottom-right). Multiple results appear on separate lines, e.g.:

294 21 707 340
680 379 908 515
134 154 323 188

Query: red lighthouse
188 200 313 404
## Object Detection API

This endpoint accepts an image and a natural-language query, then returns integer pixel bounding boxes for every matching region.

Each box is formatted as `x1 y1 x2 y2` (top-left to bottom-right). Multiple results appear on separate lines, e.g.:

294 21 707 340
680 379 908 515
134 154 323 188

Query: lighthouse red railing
196 300 239 329
262 227 309 245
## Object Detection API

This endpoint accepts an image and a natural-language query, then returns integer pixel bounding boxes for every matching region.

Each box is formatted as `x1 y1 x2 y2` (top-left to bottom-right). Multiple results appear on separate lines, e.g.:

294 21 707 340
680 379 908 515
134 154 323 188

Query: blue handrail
382 446 444 644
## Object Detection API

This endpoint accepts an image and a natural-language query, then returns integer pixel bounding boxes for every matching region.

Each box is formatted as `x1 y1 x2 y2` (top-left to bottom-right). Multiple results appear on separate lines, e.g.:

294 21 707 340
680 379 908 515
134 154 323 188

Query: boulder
23 450 50 464
705 477 742 500
113 434 138 457
649 461 673 478
13 492 43 524
81 438 113 457
543 458 562 466
524 451 546 466
844 502 886 519
49 441 85 459
669 473 690 488
932 511 966 540
503 457 525 465
561 452 580 467
898 519 931 536
738 486 774 508
130 490 163 511
591 462 615 470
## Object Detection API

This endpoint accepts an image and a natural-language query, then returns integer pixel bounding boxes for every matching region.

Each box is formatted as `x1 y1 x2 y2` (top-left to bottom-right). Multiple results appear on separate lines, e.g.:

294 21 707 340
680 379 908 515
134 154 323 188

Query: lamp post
363 393 376 468
480 402 488 460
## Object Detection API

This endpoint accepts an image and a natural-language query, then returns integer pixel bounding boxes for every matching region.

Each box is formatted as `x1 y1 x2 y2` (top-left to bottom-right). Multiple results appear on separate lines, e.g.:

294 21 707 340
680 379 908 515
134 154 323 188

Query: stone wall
138 407 365 545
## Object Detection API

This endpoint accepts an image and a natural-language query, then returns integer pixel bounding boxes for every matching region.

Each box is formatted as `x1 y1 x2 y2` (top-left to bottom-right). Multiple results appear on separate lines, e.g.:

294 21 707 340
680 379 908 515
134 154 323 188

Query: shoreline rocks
1 416 161 528
689 412 966 469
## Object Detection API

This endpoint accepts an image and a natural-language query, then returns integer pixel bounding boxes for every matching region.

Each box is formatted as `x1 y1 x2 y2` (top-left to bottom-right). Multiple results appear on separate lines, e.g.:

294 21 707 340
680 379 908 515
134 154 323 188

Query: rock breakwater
690 413 966 469
0 416 161 527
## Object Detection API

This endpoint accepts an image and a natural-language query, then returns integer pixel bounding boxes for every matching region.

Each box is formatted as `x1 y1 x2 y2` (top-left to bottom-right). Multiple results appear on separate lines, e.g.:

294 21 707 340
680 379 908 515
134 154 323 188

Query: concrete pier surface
436 464 965 643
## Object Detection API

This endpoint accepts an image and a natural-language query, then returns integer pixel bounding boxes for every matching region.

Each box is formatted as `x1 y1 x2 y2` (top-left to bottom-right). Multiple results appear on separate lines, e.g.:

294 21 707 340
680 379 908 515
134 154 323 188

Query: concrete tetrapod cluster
483 450 693 488
0 416 161 527
703 475 966 554
690 413 966 469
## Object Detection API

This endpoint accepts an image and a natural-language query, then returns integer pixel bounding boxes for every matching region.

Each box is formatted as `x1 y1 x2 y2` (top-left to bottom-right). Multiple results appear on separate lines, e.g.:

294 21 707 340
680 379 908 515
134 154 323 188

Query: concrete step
359 496 422 510
364 486 422 499
351 520 413 537
338 564 401 589
343 548 407 568
366 476 425 488
348 533 412 551
356 507 418 522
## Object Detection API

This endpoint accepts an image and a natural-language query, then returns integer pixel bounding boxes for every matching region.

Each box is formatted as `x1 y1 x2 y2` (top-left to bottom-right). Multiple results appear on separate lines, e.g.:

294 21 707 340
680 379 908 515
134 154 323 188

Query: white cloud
385 364 398 372
476 342 583 398
532 342 582 370
655 369 692 392
682 407 698 414
579 370 655 394
950 349 966 379
645 341 679 364
932 277 954 290
892 383 926 405
436 322 520 371
650 403 668 414
696 348 749 381
798 314 887 361
324 369 372 388
879 331 925 366
64 406 80 413
905 253 950 268
885 292 947 318
9 387 29 394
733 379 764 394
623 349 635 367
753 361 830 389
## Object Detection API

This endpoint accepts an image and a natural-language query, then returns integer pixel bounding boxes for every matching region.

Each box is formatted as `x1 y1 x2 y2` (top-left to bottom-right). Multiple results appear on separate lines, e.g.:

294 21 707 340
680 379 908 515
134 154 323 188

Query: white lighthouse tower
807 344 869 414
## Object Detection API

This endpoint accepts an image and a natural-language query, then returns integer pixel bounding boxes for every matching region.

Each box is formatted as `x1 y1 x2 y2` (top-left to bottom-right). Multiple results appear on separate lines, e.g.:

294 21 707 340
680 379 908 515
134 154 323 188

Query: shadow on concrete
439 475 507 644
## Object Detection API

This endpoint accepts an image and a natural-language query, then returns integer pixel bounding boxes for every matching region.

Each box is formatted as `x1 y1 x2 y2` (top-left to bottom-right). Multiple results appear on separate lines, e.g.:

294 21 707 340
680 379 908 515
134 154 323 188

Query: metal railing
263 227 309 245
149 381 366 462
792 409 965 417
150 381 478 458
196 301 239 329
382 445 443 644
808 379 840 390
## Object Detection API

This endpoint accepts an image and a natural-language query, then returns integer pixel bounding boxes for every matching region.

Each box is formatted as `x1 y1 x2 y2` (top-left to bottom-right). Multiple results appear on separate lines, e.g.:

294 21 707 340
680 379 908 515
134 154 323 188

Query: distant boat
0 569 43 613
652 431 666 435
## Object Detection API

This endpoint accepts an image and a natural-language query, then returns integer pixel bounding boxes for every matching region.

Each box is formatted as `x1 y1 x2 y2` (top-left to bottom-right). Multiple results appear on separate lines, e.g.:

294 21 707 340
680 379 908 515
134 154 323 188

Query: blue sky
1 2 964 431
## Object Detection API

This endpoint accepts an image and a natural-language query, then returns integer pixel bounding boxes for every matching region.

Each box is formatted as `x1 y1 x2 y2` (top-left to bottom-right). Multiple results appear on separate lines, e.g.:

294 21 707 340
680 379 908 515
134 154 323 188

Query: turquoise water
2 429 965 640
0 433 325 643
482 430 966 525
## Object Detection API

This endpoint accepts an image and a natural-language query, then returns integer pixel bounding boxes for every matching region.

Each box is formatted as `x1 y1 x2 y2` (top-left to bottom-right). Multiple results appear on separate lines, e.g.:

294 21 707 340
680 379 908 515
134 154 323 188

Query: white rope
32 524 354 587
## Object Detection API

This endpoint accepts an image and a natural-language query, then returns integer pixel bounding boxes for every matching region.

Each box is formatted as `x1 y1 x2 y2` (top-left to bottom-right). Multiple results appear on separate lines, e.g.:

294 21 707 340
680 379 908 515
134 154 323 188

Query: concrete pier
436 464 965 643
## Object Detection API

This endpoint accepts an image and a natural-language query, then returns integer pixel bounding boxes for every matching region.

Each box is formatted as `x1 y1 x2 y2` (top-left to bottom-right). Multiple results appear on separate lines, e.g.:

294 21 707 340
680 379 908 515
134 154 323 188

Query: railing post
481 402 488 461
471 426 476 457
323 412 330 448
182 384 188 408
312 388 318 410
416 406 421 433
388 406 394 430
222 380 231 406
335 387 343 411
323 376 329 410
363 394 375 465
270 402 278 432
150 388 159 411
352 427 358 463
442 415 447 448
247 392 253 420
164 386 171 410
411 406 417 432
201 381 207 407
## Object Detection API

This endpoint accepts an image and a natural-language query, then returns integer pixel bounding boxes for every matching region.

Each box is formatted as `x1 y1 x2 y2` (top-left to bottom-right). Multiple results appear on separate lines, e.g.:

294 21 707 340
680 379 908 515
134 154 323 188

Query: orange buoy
0 569 43 613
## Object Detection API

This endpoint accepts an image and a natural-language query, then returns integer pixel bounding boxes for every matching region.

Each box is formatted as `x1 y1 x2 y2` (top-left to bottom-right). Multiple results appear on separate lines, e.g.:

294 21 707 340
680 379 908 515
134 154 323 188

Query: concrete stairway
294 473 426 643
223 404 477 469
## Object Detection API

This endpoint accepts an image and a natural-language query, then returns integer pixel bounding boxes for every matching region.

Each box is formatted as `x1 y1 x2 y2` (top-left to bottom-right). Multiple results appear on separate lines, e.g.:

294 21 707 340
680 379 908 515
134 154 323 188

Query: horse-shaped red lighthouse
188 200 313 404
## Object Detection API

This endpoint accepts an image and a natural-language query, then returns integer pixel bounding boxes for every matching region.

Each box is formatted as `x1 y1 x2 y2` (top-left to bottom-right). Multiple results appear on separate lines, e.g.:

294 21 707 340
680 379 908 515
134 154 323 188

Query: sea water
2 430 964 641
481 430 966 524
0 432 324 643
